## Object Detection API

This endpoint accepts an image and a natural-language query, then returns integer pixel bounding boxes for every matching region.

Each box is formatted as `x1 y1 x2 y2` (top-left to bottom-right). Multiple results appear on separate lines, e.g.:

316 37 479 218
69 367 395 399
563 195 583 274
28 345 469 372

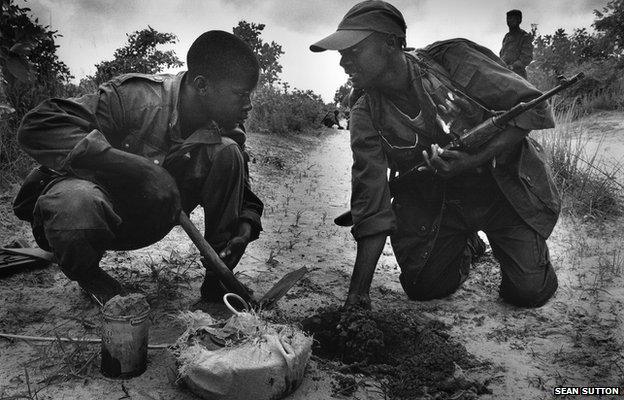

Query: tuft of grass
597 248 624 281
265 246 282 267
0 119 34 188
578 80 624 114
291 209 304 227
537 103 623 219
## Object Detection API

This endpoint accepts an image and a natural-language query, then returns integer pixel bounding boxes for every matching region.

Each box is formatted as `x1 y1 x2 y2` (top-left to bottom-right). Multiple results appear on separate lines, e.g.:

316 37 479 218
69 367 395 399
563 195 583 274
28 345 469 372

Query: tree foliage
532 0 624 75
231 20 327 134
0 0 75 178
0 0 72 116
0 0 72 86
529 0 624 112
233 21 284 86
92 26 183 84
593 0 624 53
333 80 352 106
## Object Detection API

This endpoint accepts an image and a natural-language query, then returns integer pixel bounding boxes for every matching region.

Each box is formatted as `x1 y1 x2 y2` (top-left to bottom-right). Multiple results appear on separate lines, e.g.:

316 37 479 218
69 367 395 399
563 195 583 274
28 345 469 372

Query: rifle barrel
495 72 585 125
393 72 585 183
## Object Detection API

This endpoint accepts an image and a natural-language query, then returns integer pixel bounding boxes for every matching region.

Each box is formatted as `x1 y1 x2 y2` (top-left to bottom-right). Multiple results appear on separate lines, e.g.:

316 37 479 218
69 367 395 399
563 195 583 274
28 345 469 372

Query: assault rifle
334 73 585 227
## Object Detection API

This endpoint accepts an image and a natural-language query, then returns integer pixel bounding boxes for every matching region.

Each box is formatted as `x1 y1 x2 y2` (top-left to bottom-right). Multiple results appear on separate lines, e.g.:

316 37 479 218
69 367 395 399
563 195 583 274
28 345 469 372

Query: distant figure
500 9 533 78
322 109 343 129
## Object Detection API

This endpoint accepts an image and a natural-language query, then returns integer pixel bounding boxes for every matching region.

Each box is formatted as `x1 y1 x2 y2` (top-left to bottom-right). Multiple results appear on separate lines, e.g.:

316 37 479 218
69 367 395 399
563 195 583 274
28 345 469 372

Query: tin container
100 309 150 378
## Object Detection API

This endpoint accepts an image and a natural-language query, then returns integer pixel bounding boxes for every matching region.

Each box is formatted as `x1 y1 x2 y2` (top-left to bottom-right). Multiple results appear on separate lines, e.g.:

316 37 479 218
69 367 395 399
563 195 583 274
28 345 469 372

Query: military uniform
349 39 559 307
16 72 263 283
500 29 533 78
322 111 341 128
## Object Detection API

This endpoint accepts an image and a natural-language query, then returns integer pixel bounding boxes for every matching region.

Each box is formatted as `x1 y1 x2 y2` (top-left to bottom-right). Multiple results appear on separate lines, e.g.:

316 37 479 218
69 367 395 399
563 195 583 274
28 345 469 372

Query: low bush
529 58 624 118
247 84 325 134
0 77 82 187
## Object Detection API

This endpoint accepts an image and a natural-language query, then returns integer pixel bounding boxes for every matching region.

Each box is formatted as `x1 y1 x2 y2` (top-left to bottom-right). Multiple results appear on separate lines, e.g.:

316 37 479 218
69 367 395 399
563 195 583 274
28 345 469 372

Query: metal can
101 308 150 378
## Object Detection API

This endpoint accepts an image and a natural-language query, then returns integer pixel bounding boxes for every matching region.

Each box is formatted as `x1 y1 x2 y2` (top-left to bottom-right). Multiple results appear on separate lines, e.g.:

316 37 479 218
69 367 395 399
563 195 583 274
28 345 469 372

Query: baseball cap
310 0 406 52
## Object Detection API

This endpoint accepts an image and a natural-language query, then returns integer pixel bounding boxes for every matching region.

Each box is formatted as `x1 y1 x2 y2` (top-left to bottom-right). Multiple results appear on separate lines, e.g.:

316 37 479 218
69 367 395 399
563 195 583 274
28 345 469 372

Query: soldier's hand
218 221 252 269
420 143 477 179
137 161 182 228
344 292 371 310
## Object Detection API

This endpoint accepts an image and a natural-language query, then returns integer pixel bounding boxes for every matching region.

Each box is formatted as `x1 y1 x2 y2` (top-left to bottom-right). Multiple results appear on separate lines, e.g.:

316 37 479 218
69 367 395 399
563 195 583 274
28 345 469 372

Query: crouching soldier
14 31 263 305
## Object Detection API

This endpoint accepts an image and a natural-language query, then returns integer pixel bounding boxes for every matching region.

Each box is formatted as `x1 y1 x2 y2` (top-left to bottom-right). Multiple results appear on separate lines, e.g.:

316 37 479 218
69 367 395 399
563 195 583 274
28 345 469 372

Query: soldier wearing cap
500 9 533 78
311 1 559 310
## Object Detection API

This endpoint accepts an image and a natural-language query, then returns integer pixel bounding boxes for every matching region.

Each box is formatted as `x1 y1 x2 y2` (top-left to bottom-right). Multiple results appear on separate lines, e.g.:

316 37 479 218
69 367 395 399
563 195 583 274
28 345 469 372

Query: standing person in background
500 9 533 78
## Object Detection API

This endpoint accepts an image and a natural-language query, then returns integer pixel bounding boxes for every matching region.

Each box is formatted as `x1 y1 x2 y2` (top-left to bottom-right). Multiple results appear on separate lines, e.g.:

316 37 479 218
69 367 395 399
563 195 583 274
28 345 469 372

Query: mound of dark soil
301 306 490 399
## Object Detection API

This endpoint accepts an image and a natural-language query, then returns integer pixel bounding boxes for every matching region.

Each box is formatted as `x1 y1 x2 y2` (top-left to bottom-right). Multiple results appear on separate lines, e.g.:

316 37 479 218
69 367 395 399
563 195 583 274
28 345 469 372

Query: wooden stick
178 211 256 306
0 333 169 349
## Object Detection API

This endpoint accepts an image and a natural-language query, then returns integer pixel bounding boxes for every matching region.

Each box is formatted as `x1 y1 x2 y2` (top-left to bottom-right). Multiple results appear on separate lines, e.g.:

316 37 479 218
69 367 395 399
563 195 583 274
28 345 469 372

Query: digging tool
257 266 308 308
178 211 308 309
0 241 55 276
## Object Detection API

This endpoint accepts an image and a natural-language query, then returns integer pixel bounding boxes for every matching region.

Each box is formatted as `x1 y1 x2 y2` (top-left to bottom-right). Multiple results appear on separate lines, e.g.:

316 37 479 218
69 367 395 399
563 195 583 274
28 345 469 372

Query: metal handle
223 293 250 315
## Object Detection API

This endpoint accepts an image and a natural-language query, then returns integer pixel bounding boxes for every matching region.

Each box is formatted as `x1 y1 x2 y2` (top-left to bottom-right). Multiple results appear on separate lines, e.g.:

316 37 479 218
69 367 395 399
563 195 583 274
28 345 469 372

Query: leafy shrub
530 58 624 119
247 84 325 134
1 0 75 185
528 0 624 114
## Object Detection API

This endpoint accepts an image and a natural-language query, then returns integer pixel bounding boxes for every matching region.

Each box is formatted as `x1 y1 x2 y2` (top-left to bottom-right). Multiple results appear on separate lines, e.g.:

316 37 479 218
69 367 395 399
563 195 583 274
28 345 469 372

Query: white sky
20 0 607 103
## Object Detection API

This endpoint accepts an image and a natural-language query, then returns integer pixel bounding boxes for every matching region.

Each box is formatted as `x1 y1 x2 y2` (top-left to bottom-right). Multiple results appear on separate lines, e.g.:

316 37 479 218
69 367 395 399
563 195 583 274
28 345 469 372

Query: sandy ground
1 111 623 399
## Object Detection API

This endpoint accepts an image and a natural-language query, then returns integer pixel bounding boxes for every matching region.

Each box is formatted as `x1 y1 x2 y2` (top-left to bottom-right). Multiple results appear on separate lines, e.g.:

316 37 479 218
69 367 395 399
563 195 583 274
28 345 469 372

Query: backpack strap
410 50 495 116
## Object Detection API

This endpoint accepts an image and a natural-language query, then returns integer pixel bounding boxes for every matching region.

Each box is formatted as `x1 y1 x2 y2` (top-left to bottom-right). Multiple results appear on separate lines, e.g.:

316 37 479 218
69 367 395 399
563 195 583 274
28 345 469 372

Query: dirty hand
140 163 182 227
219 222 252 269
344 292 372 310
418 144 477 179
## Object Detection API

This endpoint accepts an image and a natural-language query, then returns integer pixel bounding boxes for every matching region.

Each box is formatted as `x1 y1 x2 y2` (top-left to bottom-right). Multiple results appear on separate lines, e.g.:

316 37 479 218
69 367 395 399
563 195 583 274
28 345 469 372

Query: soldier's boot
77 268 124 306
467 233 487 263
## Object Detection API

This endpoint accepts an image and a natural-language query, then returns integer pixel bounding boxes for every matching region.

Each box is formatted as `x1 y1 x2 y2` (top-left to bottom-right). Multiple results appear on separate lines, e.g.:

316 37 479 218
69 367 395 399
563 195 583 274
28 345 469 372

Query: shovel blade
259 266 308 308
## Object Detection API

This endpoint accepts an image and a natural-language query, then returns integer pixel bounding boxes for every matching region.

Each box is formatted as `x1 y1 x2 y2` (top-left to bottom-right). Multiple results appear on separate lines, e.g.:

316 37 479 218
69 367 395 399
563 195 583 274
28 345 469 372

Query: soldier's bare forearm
347 232 387 305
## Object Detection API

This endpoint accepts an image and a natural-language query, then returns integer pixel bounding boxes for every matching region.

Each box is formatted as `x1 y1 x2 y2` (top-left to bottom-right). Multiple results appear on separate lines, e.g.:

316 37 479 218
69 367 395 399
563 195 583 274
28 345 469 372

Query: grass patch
537 104 623 219
0 119 34 188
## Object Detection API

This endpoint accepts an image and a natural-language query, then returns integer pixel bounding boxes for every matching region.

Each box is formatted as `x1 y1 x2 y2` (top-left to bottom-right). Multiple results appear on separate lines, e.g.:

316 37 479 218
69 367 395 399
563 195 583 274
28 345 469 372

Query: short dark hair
506 9 522 19
187 30 260 85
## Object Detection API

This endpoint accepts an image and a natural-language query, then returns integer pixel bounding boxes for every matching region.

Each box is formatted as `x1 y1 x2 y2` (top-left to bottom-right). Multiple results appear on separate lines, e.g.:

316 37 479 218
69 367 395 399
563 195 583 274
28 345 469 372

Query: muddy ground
1 111 623 399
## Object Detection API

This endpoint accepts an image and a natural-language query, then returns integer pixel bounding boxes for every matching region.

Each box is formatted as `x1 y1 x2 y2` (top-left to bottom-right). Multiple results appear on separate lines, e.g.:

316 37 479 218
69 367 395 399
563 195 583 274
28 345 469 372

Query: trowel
178 211 308 309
